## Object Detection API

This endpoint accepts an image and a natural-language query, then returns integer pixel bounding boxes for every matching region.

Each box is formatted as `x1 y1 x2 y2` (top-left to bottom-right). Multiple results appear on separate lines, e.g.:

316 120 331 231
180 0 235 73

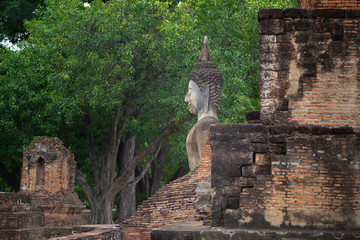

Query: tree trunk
136 165 150 196
115 136 136 222
76 117 183 224
89 195 115 224
101 196 115 223
150 143 168 195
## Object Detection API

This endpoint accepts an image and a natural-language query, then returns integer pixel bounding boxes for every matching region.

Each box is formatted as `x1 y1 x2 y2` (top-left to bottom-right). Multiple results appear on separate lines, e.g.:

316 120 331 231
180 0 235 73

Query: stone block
313 33 331 42
260 19 285 35
255 153 270 166
269 136 286 143
245 111 260 122
329 41 345 53
258 9 284 21
283 8 310 18
224 209 240 229
201 230 230 240
242 165 270 178
285 20 295 32
233 177 255 188
294 19 314 30
331 127 355 134
227 197 240 210
294 32 310 43
250 132 267 143
346 10 360 18
298 126 331 135
314 19 331 33
267 143 286 155
276 34 292 43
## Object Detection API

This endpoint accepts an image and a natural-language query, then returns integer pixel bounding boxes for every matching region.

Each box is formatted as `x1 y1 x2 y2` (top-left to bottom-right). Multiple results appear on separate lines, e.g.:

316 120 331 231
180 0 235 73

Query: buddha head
185 37 223 121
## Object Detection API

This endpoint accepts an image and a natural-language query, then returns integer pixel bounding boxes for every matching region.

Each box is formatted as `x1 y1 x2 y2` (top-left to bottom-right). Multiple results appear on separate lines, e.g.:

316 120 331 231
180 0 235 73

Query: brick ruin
213 7 360 231
1 0 360 239
0 137 86 240
153 1 360 239
258 9 360 131
120 143 212 239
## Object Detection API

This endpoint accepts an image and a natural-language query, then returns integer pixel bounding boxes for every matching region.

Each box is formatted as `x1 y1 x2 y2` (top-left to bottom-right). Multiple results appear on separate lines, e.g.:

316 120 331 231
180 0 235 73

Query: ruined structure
210 5 360 231
120 143 212 239
0 137 86 239
153 0 360 239
1 0 360 239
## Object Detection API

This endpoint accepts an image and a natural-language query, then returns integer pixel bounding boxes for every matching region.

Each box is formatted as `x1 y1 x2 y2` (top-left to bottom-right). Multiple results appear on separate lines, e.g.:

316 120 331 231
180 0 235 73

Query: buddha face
185 80 204 115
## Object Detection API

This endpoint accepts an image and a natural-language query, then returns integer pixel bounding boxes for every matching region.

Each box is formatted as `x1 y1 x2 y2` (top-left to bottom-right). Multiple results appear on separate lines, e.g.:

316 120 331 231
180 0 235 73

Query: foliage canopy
0 0 298 222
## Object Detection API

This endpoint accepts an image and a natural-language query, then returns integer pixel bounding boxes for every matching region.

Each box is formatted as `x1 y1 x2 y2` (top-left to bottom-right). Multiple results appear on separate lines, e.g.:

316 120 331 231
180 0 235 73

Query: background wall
259 9 360 132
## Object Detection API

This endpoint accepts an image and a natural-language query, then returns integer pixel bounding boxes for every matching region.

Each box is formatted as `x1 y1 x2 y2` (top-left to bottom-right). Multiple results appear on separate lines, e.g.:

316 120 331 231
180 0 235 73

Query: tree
0 46 55 191
22 0 196 224
0 0 44 43
0 0 298 224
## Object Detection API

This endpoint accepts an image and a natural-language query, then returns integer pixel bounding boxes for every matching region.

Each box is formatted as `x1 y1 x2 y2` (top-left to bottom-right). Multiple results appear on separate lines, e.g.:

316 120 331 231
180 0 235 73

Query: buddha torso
186 116 219 171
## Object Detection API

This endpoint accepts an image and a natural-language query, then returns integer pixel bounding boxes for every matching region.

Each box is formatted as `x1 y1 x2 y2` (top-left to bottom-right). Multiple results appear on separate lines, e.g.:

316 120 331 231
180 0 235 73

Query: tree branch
75 169 96 208
98 106 122 191
122 142 162 190
107 119 180 197
84 113 100 184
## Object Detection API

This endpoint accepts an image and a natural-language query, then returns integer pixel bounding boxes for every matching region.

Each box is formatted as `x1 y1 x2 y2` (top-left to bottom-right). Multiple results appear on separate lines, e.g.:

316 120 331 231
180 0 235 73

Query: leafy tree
0 0 297 224
0 46 54 191
22 0 196 224
0 0 44 42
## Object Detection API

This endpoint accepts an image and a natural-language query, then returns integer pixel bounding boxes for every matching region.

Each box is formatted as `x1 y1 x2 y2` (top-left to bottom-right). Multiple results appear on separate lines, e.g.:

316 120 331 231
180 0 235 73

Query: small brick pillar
20 136 86 227
20 137 76 195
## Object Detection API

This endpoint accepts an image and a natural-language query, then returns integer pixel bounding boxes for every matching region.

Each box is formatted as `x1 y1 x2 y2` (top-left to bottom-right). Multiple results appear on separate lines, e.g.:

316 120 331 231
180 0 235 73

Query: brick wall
210 124 269 227
120 144 212 240
299 0 360 9
211 124 360 230
210 10 360 229
259 9 360 132
234 126 360 230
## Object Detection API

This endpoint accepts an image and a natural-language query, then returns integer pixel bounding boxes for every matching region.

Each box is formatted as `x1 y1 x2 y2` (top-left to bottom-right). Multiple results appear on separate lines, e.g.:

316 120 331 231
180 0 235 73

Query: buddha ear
200 84 210 113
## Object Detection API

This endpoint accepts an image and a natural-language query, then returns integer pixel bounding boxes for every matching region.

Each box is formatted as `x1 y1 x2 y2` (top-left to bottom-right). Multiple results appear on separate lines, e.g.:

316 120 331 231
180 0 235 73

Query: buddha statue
185 37 223 171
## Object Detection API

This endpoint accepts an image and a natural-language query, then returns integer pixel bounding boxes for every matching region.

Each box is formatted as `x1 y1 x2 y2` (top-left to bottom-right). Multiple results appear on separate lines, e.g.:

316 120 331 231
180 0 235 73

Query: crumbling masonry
1 0 360 239
0 137 86 240
211 6 360 230
153 1 360 239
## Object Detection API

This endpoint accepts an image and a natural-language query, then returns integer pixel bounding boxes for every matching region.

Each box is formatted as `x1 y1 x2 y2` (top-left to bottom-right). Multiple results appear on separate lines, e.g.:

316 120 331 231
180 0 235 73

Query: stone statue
185 36 223 171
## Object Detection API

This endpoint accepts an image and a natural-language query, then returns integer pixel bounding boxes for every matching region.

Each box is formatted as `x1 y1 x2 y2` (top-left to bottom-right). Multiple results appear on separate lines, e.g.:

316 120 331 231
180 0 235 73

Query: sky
1 38 21 51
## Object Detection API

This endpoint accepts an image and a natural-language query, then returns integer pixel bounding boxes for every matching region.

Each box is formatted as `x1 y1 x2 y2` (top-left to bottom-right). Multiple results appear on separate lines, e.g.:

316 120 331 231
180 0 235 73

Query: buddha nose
185 93 189 104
